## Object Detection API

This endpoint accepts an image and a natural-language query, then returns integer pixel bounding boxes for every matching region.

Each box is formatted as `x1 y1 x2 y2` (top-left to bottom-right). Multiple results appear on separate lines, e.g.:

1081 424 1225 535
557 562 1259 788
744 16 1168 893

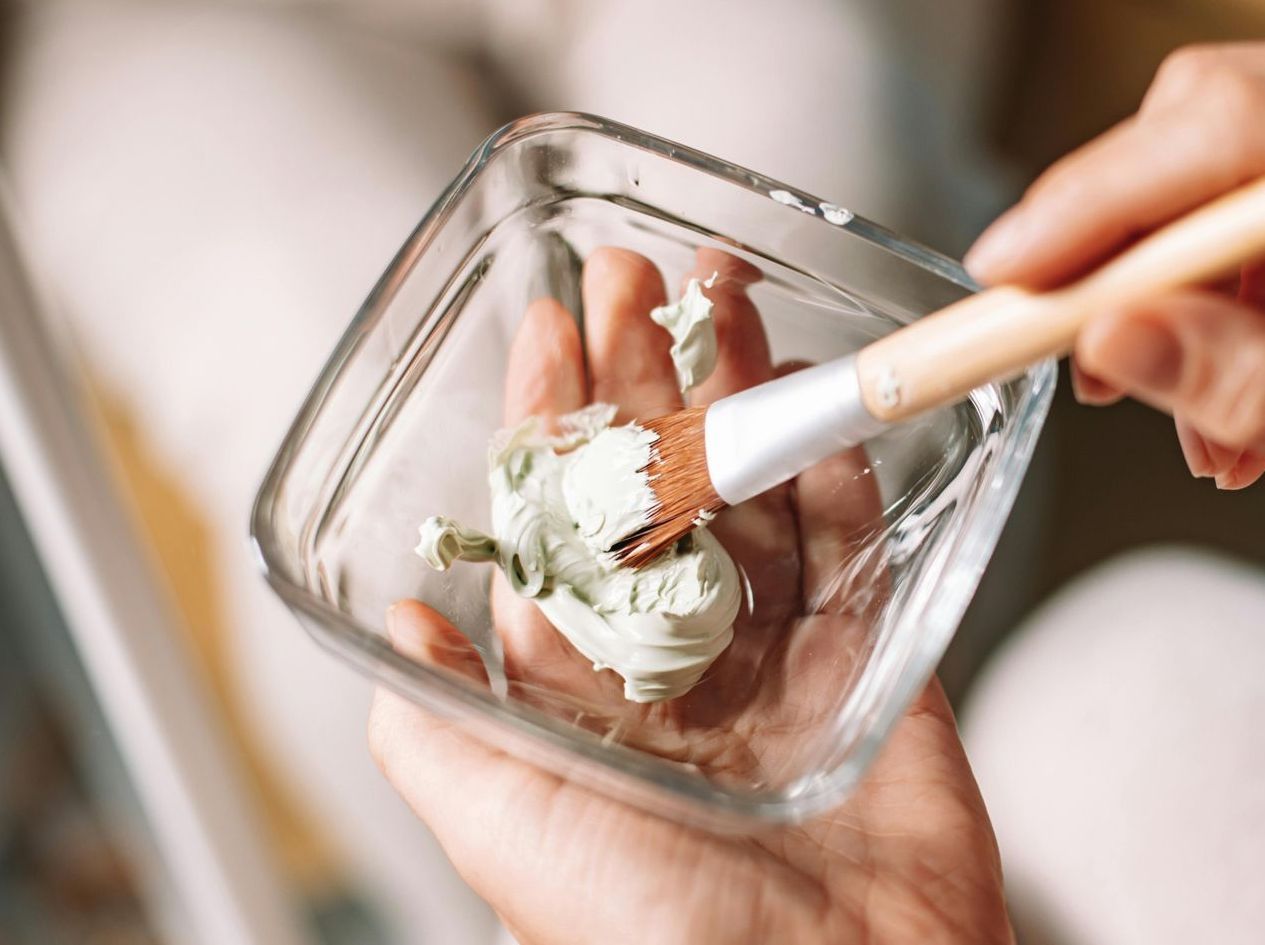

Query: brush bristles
613 406 727 569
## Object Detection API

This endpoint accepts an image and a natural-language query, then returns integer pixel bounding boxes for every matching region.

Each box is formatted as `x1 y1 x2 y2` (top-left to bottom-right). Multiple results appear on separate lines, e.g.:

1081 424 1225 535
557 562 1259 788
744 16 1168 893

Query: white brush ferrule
704 355 888 507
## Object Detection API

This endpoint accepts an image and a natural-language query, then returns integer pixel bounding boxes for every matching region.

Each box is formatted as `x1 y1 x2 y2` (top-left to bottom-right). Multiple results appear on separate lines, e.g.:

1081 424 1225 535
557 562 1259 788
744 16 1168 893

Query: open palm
370 247 1011 944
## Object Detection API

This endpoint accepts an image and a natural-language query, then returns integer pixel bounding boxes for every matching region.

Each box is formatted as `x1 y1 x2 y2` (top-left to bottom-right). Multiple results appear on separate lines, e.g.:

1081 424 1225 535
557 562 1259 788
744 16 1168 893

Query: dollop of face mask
418 404 741 702
414 276 740 702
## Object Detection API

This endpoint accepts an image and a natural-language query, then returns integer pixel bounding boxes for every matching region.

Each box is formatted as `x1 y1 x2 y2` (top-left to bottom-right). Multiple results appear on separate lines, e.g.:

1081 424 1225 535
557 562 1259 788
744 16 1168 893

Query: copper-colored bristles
612 406 728 568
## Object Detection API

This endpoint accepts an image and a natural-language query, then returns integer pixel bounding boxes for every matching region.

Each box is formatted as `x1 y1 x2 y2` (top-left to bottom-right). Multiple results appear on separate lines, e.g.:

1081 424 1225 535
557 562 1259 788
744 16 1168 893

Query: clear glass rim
250 111 1057 824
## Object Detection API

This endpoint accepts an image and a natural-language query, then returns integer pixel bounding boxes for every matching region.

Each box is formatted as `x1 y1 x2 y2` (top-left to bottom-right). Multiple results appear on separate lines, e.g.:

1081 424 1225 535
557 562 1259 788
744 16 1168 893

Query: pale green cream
650 274 718 391
562 420 659 555
415 278 741 702
416 516 498 570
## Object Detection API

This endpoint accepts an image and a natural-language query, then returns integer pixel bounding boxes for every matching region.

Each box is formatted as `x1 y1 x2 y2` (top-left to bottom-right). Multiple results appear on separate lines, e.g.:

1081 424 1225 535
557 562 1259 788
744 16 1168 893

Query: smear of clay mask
415 276 740 702
562 421 659 555
650 273 718 392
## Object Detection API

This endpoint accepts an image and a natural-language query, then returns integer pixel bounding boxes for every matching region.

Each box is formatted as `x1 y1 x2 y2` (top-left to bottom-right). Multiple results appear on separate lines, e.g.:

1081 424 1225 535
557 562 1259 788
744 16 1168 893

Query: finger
368 602 501 827
1077 290 1265 452
368 604 586 928
387 599 491 685
1216 449 1265 490
965 101 1265 288
1140 44 1265 116
690 246 762 290
1173 414 1234 475
687 248 774 404
1070 359 1125 406
1175 417 1213 477
505 297 587 427
771 361 886 613
1175 416 1241 478
581 247 680 421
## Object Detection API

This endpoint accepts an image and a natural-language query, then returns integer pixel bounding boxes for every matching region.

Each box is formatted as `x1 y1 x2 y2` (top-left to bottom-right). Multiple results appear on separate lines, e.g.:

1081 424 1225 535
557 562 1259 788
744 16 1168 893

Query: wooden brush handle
855 175 1265 423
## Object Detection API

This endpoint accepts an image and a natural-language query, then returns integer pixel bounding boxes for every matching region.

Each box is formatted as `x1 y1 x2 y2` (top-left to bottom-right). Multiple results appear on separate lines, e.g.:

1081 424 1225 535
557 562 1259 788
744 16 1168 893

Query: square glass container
252 113 1054 828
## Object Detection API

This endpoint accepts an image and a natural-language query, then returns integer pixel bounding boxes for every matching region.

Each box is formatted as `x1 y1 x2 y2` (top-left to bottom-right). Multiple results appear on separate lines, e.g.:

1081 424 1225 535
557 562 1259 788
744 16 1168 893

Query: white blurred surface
964 548 1265 945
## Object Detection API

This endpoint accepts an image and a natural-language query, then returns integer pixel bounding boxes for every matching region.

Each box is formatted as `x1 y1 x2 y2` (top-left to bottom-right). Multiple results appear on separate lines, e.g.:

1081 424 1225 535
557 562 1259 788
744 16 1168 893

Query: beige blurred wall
993 0 1265 171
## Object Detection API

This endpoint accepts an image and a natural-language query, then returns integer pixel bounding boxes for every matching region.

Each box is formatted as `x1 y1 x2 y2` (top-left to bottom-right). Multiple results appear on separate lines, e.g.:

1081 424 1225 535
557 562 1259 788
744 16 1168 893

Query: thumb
367 601 554 911
367 601 493 823
1077 289 1265 453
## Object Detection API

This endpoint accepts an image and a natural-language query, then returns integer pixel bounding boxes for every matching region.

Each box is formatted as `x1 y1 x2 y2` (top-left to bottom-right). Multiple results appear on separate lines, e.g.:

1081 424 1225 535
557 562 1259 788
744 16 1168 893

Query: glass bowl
251 113 1054 829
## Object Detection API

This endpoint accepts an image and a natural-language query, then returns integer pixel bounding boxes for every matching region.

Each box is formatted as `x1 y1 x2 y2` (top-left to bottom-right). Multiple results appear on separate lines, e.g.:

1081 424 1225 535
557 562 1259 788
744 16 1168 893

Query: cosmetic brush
615 175 1265 567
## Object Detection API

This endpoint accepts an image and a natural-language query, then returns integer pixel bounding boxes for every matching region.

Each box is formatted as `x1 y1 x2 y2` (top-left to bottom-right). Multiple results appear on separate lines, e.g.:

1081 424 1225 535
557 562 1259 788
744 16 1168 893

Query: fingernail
964 210 1026 281
1183 443 1215 478
1071 369 1120 406
1215 471 1246 491
1099 317 1183 393
385 602 407 642
1174 420 1214 478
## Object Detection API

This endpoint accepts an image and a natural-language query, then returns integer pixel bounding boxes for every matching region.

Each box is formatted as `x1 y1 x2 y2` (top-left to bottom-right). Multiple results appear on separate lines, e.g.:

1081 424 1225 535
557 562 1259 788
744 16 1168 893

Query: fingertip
1215 472 1240 490
519 296 584 375
963 207 1028 285
1076 307 1183 396
689 247 762 289
584 245 660 289
1070 360 1125 406
1072 309 1120 377
506 297 587 426
523 295 576 326
386 599 489 684
580 247 667 328
1215 451 1265 490
1199 435 1240 478
1215 470 1251 490
386 599 444 652
1083 292 1265 449
582 247 666 335
1175 418 1218 478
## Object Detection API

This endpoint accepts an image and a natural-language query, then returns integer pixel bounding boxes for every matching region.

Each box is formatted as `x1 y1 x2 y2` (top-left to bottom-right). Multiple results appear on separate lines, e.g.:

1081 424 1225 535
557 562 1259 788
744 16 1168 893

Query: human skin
369 247 1012 945
965 42 1265 490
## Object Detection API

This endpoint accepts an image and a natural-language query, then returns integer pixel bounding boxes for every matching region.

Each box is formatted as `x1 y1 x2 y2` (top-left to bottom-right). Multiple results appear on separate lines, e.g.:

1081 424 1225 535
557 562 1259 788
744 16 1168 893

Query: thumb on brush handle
855 174 1265 423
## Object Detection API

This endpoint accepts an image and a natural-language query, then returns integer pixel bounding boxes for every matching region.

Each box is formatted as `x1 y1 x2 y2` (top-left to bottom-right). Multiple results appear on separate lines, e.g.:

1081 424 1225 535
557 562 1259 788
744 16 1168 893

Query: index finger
965 99 1265 289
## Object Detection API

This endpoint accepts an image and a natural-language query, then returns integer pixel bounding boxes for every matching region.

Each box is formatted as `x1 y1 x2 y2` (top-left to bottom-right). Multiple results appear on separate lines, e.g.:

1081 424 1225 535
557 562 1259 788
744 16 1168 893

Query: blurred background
1 1 1262 943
